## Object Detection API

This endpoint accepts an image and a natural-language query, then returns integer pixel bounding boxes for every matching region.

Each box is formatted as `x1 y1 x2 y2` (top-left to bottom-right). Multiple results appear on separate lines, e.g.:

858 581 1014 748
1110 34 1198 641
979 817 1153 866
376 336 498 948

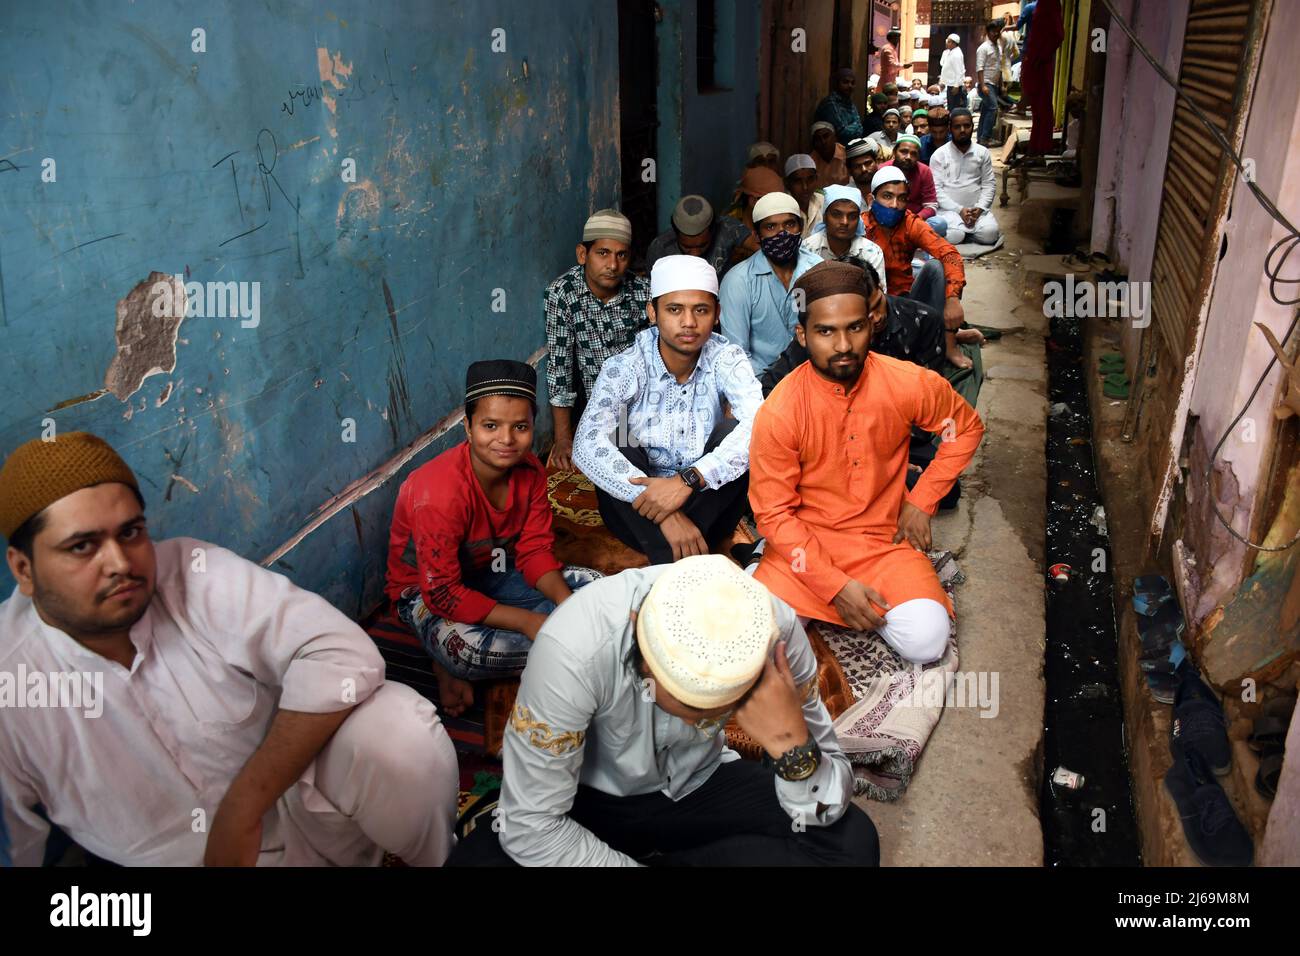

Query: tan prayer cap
751 192 802 226
582 208 632 244
0 432 140 539
636 555 778 710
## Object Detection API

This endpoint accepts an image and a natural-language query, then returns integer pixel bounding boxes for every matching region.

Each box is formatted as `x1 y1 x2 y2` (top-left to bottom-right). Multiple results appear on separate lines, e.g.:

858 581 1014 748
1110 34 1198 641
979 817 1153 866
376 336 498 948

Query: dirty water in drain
1042 310 1141 865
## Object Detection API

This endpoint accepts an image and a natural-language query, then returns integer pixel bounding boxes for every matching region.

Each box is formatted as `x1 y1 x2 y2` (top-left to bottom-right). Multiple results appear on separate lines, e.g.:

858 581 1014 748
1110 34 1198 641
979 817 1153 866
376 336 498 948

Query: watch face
782 755 819 781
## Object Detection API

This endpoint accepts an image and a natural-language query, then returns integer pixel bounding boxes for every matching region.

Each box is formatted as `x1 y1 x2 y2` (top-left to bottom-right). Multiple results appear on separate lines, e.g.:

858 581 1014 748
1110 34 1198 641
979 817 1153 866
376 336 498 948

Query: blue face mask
872 200 904 228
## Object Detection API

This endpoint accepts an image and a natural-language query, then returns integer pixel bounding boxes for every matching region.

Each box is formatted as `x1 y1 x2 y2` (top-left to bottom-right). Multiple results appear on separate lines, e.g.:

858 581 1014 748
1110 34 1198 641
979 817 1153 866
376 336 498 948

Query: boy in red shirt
385 360 598 715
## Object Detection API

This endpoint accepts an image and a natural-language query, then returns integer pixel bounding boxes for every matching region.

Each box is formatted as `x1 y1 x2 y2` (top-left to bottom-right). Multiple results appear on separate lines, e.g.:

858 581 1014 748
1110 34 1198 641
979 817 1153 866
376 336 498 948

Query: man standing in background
878 28 901 91
939 34 966 111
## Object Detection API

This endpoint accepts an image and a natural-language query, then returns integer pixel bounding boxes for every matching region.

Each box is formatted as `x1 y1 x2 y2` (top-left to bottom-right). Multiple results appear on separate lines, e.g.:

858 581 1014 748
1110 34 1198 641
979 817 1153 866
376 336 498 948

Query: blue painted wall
657 0 761 229
0 0 620 614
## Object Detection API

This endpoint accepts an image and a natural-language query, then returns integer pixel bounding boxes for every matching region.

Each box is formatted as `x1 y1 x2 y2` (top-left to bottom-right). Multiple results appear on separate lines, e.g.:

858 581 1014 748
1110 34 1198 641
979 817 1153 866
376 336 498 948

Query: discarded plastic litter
1049 402 1071 417
1052 767 1085 790
1048 563 1072 584
1089 505 1108 536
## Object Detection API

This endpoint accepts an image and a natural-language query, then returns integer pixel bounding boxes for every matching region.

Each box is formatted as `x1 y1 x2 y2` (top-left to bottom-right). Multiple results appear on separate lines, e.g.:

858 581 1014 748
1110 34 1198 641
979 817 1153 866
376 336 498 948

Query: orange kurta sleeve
907 215 967 300
904 368 985 515
749 394 853 605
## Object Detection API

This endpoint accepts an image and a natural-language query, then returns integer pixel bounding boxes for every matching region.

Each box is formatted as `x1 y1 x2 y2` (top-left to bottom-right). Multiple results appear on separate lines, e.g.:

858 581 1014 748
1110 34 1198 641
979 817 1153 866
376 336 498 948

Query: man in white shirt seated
929 108 1001 245
573 256 764 565
446 555 880 866
0 432 459 866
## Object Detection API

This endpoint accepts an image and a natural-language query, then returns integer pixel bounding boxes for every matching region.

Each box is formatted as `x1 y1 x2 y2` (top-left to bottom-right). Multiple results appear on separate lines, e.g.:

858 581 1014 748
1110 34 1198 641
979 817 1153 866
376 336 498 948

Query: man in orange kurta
749 261 984 664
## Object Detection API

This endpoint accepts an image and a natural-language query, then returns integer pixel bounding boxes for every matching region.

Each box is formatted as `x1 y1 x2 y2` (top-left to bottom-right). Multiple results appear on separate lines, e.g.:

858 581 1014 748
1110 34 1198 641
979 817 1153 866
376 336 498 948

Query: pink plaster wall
1185 0 1300 618
1088 0 1189 364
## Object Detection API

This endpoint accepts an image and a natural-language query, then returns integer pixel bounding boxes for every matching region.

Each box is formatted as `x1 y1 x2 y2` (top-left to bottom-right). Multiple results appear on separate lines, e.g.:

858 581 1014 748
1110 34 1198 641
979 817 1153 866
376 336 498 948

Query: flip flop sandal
1134 575 1175 616
1255 749 1284 800
1103 374 1130 399
1248 715 1290 754
1137 602 1185 659
971 324 1003 340
1147 671 1177 705
1099 354 1125 370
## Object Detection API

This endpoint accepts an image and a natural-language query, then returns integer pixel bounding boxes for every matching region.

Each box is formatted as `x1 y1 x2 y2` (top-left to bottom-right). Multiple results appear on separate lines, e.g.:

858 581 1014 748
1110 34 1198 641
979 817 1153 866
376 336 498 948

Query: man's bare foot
945 342 973 369
955 327 986 346
431 661 474 717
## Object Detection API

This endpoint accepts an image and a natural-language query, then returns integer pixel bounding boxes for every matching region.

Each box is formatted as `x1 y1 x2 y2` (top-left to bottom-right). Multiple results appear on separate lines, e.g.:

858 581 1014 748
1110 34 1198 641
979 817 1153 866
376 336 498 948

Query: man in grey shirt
448 555 879 866
644 195 750 280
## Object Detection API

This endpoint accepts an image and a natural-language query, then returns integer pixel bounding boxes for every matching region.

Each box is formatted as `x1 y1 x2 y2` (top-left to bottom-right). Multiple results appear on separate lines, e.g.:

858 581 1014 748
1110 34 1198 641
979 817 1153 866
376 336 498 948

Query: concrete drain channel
1042 310 1142 865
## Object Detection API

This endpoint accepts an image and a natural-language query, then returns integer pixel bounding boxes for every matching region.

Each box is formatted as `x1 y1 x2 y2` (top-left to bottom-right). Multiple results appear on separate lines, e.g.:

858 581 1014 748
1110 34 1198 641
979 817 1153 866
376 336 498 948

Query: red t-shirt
384 442 563 623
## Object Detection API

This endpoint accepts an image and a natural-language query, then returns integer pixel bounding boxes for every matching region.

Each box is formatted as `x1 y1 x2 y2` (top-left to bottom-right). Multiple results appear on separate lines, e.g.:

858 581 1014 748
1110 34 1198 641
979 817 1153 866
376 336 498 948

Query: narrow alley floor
858 178 1061 865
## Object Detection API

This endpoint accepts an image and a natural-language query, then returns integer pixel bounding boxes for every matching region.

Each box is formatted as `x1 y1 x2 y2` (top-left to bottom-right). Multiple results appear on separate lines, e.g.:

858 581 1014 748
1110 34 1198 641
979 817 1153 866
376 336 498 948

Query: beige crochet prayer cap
635 555 778 709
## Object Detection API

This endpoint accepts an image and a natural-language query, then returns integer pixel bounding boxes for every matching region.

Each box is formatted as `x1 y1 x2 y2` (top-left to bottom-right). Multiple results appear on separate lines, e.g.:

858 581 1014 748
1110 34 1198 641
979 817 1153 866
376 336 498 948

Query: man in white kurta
0 432 459 866
930 108 1000 245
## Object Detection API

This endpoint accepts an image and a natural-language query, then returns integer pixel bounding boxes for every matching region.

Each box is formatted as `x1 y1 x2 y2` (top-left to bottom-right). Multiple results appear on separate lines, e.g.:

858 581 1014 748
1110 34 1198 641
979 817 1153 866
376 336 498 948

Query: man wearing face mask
863 167 978 371
719 192 821 377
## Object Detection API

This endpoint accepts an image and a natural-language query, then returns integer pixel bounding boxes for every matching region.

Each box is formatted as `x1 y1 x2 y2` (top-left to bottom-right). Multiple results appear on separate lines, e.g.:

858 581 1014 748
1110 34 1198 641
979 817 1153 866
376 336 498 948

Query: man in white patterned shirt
573 256 763 564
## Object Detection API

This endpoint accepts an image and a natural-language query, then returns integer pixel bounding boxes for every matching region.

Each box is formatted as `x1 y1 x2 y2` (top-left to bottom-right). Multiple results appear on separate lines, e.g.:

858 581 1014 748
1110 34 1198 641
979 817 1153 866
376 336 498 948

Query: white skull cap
636 555 778 709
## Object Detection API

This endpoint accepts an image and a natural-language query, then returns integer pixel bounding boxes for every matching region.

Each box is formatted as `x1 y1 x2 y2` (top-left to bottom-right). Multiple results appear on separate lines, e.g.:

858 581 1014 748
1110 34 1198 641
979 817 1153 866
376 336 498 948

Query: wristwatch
678 467 704 491
772 734 822 782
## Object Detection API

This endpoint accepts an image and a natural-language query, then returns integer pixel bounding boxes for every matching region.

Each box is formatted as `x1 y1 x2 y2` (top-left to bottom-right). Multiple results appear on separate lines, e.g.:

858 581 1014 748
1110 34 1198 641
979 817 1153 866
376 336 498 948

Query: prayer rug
547 466 756 575
821 550 964 801
363 603 497 754
953 235 1005 259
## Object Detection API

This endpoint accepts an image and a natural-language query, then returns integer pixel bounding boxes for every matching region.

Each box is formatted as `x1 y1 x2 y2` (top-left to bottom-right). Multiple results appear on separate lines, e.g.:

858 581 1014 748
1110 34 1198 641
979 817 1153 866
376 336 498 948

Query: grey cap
671 195 714 235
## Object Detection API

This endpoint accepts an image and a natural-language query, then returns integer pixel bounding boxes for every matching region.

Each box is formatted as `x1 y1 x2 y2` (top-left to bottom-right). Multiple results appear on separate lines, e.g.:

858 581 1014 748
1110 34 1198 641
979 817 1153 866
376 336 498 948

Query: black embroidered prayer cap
465 359 537 407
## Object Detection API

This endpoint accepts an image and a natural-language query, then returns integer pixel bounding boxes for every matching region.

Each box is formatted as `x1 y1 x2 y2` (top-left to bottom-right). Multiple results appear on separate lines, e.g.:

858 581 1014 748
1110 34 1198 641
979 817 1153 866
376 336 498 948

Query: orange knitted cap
0 432 140 540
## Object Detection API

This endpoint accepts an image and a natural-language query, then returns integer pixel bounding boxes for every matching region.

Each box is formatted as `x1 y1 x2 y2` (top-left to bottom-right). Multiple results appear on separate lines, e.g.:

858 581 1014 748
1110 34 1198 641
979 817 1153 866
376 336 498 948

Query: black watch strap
772 733 821 782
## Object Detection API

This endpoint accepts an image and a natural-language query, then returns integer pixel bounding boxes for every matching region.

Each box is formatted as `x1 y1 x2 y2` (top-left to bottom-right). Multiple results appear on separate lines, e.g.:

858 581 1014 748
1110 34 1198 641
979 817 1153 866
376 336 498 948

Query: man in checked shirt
544 209 651 471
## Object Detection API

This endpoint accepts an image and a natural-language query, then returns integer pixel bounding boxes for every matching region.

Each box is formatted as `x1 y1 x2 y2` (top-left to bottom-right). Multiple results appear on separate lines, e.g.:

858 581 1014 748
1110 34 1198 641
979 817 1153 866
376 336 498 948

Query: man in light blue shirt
719 192 822 376
573 256 763 564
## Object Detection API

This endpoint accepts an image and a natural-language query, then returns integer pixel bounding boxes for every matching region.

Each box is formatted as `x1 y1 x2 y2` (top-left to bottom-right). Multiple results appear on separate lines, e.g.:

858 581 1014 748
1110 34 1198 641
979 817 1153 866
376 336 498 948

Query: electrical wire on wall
1099 0 1300 551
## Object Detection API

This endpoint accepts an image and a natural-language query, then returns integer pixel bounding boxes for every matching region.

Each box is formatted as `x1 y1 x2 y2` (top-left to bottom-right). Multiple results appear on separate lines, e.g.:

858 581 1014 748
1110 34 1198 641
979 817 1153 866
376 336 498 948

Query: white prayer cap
747 141 779 162
783 153 817 177
947 33 960 44
752 191 803 225
636 555 778 709
928 93 946 108
649 254 719 298
810 120 836 136
870 166 908 194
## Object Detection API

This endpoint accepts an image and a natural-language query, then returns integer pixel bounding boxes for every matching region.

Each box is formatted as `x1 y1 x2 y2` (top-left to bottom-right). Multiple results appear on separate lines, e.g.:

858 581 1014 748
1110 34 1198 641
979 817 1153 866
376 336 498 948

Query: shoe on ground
730 538 765 572
1164 744 1254 866
1171 663 1231 775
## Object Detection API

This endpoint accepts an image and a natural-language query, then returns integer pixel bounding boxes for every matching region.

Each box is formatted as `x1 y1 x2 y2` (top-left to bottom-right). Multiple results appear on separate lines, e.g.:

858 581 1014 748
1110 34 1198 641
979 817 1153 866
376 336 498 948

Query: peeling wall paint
0 1 620 614
103 272 185 401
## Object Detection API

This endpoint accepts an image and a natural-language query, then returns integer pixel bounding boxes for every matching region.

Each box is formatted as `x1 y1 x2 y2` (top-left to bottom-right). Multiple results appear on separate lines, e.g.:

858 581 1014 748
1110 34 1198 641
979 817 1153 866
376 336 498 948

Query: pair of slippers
1099 352 1129 399
1134 574 1186 704
1248 694 1295 800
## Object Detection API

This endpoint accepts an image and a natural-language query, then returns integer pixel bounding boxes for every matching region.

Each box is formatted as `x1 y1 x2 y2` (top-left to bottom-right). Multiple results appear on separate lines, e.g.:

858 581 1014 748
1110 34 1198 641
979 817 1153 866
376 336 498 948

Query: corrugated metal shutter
1149 0 1251 362
1137 0 1265 525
